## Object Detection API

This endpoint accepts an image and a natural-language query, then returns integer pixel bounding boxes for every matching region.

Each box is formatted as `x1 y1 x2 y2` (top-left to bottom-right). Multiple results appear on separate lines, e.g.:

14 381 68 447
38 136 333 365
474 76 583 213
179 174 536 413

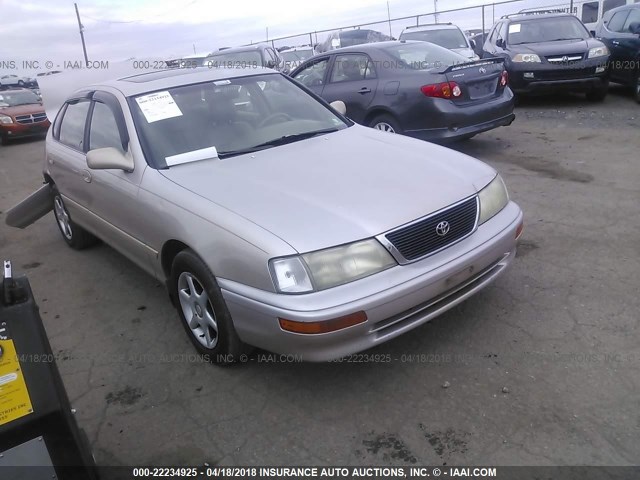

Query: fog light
278 311 367 334
523 72 534 79
595 66 606 74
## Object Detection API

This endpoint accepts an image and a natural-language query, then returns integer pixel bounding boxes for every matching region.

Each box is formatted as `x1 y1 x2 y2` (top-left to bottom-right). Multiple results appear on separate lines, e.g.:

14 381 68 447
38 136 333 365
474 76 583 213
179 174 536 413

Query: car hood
159 126 496 253
0 104 46 117
510 38 602 55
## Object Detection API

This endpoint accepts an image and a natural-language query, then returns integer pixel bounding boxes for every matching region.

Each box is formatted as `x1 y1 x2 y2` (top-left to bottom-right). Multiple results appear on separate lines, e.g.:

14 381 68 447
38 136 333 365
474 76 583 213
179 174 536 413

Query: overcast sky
2 0 574 74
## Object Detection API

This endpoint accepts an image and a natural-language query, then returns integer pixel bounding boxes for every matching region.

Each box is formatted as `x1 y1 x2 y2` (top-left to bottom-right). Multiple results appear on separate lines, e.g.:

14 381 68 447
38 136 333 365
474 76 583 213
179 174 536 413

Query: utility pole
433 0 439 23
387 1 392 38
74 3 89 67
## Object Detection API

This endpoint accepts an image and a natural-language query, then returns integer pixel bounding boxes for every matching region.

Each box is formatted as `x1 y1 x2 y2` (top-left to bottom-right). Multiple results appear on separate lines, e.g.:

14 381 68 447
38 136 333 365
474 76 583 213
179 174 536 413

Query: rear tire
170 249 248 365
369 114 402 134
52 188 99 250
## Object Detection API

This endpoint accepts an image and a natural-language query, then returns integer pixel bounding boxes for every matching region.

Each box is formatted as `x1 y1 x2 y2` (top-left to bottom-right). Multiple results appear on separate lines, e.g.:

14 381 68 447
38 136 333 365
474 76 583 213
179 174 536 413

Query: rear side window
89 102 124 153
607 10 630 31
604 0 626 14
622 9 640 32
582 2 599 23
59 101 90 151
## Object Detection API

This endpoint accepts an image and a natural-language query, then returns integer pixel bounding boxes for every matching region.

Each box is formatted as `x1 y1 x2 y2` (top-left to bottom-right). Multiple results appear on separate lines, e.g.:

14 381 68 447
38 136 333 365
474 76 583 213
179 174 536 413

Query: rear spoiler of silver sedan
438 57 505 74
5 184 54 229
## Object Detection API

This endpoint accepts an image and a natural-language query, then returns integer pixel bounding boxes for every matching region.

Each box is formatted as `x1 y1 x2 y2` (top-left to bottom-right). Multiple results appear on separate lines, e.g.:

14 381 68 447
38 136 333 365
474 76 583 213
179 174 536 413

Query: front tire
369 114 402 134
586 80 608 102
52 188 99 249
634 72 640 104
170 250 247 364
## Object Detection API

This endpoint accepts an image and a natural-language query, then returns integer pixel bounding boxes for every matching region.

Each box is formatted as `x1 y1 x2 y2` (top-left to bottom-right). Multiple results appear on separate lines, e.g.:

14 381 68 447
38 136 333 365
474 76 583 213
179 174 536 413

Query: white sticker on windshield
509 24 521 34
135 91 183 123
165 146 218 166
214 80 231 85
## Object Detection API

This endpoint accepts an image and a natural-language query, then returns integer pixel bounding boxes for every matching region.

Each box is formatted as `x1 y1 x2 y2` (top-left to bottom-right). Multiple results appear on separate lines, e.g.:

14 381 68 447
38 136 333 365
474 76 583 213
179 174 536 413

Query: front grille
546 54 585 63
535 67 596 81
384 196 478 262
15 113 48 124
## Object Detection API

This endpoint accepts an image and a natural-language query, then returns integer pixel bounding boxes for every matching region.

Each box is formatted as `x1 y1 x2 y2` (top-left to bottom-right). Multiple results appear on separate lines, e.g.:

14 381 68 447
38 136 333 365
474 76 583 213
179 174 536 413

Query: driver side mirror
329 100 346 116
87 147 134 172
265 59 277 69
470 39 476 49
496 39 506 49
629 22 640 35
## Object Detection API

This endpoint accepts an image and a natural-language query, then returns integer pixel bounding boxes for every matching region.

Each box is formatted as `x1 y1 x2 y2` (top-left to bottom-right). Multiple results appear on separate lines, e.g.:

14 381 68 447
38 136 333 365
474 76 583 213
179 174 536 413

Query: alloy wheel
53 196 73 240
374 122 396 133
177 272 218 349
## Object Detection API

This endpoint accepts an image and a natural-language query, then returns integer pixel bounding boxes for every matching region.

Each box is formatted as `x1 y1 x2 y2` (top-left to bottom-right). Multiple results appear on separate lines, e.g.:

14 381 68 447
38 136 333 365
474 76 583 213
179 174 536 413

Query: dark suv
595 3 640 102
482 11 610 100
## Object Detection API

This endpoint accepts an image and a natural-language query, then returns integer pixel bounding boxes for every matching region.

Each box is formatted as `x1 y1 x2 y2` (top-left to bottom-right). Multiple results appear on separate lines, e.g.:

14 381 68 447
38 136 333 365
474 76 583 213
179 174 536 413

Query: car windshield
130 73 349 168
205 51 263 68
508 17 589 45
0 90 40 106
281 49 314 62
401 28 469 49
383 42 468 70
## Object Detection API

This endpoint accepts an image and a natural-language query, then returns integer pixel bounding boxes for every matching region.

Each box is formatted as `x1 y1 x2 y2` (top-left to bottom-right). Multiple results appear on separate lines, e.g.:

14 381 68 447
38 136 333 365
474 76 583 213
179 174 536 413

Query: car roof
502 12 575 22
0 88 32 94
607 2 640 14
88 66 276 97
402 23 461 32
316 40 416 54
208 44 267 55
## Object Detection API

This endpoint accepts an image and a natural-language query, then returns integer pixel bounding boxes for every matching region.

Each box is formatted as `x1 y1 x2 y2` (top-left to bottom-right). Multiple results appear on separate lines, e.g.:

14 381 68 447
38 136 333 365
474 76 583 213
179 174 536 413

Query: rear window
383 42 467 70
400 28 469 49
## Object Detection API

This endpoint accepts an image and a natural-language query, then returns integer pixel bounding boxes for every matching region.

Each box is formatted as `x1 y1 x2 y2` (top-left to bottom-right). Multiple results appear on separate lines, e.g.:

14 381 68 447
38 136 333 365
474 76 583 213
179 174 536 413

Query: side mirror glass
265 59 277 69
496 39 506 49
329 100 346 116
86 147 133 172
470 39 476 49
629 23 640 35
590 30 596 37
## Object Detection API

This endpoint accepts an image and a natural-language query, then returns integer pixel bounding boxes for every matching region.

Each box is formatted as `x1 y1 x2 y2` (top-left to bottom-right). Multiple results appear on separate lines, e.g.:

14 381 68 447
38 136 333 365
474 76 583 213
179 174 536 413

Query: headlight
0 114 13 124
270 239 397 293
588 46 609 58
478 175 509 225
512 53 541 63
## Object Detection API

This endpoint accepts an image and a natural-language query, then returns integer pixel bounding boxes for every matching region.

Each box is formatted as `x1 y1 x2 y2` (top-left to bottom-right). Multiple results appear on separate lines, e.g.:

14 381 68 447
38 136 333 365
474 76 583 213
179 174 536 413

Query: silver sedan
7 67 523 363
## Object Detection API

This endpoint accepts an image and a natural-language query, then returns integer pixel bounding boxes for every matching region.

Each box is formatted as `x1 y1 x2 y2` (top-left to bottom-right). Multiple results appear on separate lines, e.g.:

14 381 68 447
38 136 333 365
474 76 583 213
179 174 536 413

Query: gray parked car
7 67 523 363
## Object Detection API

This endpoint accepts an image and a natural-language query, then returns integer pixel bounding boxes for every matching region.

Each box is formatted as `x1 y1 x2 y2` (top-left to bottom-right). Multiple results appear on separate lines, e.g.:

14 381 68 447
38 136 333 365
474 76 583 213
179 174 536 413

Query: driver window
293 58 329 87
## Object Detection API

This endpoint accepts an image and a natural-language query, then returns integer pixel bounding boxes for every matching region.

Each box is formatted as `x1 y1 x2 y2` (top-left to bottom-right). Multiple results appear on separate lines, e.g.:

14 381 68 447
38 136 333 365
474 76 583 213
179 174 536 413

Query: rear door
599 8 632 81
613 8 640 84
320 53 378 124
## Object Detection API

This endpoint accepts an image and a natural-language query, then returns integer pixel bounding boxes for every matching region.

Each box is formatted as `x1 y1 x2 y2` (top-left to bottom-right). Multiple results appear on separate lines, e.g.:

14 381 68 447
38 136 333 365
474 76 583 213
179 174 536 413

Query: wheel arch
364 107 401 127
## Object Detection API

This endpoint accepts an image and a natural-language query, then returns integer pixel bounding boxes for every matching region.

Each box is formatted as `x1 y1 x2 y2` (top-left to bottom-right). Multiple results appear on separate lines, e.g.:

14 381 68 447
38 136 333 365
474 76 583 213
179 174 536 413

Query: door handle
81 170 92 183
358 87 372 94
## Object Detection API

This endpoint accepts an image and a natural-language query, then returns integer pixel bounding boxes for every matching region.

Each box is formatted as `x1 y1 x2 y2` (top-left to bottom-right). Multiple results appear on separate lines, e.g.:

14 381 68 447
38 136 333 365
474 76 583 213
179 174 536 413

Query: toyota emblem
436 221 450 237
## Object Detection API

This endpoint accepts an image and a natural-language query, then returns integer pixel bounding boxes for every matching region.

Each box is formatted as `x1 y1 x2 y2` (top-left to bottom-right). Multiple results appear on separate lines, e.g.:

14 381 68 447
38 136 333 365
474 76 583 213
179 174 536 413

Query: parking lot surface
1 86 639 467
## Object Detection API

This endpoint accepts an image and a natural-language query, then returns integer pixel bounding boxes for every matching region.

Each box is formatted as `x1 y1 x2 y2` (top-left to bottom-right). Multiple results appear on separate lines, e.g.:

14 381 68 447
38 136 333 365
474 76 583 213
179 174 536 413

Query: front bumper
508 60 609 94
220 201 523 362
0 120 50 140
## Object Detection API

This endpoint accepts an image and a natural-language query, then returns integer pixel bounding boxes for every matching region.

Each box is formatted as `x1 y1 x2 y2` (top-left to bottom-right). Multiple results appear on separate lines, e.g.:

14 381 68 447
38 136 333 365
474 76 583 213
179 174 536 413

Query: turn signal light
279 311 368 334
500 70 509 87
515 221 524 240
421 82 462 99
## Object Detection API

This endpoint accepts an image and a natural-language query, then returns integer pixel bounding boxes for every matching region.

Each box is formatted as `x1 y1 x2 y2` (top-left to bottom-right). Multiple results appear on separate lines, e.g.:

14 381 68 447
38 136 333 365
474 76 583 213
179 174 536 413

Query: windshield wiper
547 37 584 42
218 127 341 158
